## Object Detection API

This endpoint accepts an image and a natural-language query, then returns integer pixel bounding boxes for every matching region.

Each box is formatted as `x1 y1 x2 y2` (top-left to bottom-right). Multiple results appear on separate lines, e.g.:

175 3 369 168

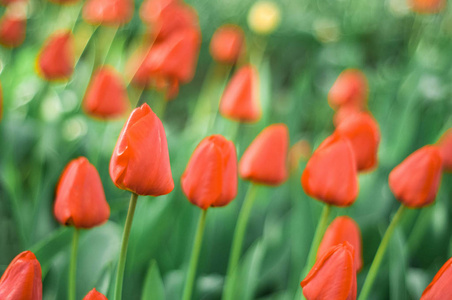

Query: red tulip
421 257 452 299
0 11 26 48
219 64 261 123
83 288 108 300
328 69 368 111
239 124 289 185
410 0 445 14
54 157 110 229
317 216 363 272
210 24 245 65
301 242 357 300
0 251 42 300
0 0 27 5
110 103 174 196
37 30 74 81
181 135 237 210
335 112 380 172
333 105 362 127
301 134 358 207
436 128 452 172
83 66 129 119
83 0 133 26
389 145 443 208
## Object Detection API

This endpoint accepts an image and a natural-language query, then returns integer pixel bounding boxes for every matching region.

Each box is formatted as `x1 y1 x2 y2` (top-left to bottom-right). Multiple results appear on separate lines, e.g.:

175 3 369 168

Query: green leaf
142 261 166 300
235 240 266 300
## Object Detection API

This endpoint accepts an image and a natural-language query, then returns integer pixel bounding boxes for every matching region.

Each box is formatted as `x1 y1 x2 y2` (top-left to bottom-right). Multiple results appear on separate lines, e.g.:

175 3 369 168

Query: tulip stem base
182 209 208 300
358 205 407 300
69 228 80 300
114 193 139 300
223 183 259 300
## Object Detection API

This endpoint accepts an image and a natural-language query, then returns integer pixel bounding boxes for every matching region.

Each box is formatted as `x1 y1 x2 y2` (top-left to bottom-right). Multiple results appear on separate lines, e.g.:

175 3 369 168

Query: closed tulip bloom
83 66 129 119
210 24 245 65
333 105 362 127
37 30 74 81
0 12 26 48
301 134 358 207
0 251 42 300
1 0 27 5
317 216 363 272
328 69 368 110
421 257 452 299
83 0 133 26
410 0 445 13
54 157 110 229
181 135 237 210
110 103 174 196
83 288 108 300
389 145 443 208
436 128 452 172
335 112 380 172
239 124 289 185
301 242 357 300
219 65 261 123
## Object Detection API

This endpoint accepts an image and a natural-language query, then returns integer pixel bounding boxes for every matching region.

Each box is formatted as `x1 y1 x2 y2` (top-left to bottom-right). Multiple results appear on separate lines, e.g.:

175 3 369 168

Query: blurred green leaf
142 261 166 300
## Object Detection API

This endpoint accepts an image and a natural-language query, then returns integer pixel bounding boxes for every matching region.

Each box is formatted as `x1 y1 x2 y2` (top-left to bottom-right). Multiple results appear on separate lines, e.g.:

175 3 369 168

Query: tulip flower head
301 242 357 300
317 216 363 272
0 3 27 48
328 69 368 111
333 104 362 127
54 157 110 229
37 30 74 81
219 64 261 123
436 128 452 172
83 0 133 26
0 0 27 5
409 0 445 14
210 24 245 65
389 145 443 208
247 0 281 35
83 288 108 300
421 256 452 299
301 134 358 207
239 124 289 185
0 251 42 300
83 66 129 119
181 135 237 210
110 103 174 196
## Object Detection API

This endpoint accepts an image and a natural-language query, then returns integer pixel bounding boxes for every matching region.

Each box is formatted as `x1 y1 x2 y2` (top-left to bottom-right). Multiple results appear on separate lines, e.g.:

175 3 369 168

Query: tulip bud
37 30 74 81
409 0 445 14
181 135 237 210
288 139 312 174
317 216 363 272
328 69 368 111
83 66 129 119
333 104 362 127
0 5 26 48
83 288 108 300
0 251 42 300
389 145 443 208
54 157 110 229
239 124 289 185
247 1 281 35
301 134 358 207
436 128 452 172
219 64 261 123
335 112 380 172
83 0 133 26
210 24 245 65
421 256 452 299
110 103 174 196
301 242 357 300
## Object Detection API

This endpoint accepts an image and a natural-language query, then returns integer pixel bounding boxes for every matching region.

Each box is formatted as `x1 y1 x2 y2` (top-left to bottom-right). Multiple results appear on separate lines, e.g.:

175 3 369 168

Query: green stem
114 193 139 300
69 228 80 300
182 209 208 300
358 205 407 300
222 184 259 300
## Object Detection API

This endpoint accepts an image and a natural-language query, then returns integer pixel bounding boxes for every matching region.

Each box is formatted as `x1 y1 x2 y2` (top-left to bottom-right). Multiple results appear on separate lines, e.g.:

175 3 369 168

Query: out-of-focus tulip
219 64 260 123
247 0 281 35
48 0 80 4
421 257 452 299
239 124 289 185
83 0 133 26
54 157 110 229
0 7 26 48
0 251 42 300
301 242 356 300
409 0 445 14
210 24 245 65
335 112 380 172
83 66 129 119
301 134 358 207
110 103 174 196
181 135 237 210
437 128 452 172
83 288 108 300
0 0 27 6
288 139 312 174
317 216 363 272
333 104 362 127
37 30 74 81
328 69 368 110
389 145 443 208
